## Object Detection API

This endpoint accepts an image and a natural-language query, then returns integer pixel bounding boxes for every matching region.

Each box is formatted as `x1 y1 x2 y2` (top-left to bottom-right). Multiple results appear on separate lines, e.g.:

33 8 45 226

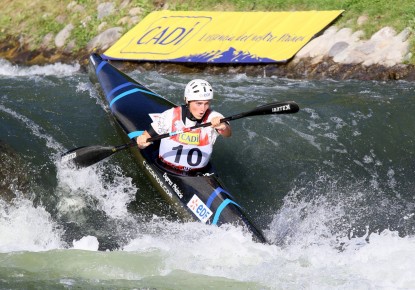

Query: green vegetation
0 0 414 63
167 0 414 41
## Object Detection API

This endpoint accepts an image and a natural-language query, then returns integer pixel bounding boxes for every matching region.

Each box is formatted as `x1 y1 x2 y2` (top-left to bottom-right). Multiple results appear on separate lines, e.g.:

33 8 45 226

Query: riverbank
2 37 414 81
1 0 414 81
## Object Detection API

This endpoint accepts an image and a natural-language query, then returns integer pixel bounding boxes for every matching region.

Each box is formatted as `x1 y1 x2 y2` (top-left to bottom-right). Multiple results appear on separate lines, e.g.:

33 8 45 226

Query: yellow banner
103 10 343 63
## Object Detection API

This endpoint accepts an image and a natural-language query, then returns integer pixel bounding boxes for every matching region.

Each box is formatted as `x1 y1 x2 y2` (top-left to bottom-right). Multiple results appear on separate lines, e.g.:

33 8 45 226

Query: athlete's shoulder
207 110 224 120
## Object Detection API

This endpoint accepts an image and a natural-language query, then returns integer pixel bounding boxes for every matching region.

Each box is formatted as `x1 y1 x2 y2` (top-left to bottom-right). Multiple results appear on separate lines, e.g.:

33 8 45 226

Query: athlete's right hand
136 134 151 149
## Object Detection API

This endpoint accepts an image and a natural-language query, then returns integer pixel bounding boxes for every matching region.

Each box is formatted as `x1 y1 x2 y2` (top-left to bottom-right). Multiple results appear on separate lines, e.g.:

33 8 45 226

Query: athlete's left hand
211 116 226 130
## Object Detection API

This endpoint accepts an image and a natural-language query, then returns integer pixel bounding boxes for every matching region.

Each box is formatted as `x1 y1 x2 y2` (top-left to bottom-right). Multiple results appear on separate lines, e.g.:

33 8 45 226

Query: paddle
61 100 299 168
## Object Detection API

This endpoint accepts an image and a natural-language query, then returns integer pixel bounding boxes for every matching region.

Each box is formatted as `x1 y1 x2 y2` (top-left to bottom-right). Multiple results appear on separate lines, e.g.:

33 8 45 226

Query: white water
1 190 415 288
0 59 80 77
1 59 415 289
2 145 415 288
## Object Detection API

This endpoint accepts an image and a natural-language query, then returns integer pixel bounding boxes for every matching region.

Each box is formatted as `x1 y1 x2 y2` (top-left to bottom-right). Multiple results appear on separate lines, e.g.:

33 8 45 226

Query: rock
55 23 74 48
67 1 85 13
41 32 54 49
87 27 123 51
371 26 396 41
397 28 411 42
357 14 369 26
295 25 411 69
328 41 349 57
97 2 115 20
295 27 359 60
120 0 130 9
67 1 77 10
334 49 366 65
64 39 77 54
117 16 130 26
129 16 141 26
361 27 409 67
55 15 66 24
403 52 413 63
98 22 108 32
129 7 143 16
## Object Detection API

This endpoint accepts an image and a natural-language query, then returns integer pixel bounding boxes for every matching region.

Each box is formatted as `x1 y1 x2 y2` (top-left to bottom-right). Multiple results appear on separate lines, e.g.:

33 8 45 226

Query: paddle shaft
111 114 247 151
61 101 299 167
147 101 298 142
147 115 230 142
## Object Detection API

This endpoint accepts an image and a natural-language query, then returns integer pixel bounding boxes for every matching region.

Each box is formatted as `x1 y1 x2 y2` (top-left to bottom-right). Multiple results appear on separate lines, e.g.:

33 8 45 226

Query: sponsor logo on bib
179 132 200 145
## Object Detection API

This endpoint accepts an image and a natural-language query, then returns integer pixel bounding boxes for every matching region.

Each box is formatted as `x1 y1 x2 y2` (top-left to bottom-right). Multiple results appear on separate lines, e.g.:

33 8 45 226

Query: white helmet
184 79 213 102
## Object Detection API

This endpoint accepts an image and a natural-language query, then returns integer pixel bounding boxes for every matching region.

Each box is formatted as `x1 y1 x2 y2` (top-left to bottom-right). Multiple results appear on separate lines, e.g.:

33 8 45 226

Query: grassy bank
0 0 414 63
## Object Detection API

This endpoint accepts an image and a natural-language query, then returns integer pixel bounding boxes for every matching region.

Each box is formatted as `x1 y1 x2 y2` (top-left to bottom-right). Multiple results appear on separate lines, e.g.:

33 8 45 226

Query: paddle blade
223 101 299 122
61 145 117 168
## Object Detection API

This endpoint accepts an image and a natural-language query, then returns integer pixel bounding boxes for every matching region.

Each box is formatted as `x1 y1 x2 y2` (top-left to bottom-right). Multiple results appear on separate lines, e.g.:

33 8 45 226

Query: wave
0 58 80 77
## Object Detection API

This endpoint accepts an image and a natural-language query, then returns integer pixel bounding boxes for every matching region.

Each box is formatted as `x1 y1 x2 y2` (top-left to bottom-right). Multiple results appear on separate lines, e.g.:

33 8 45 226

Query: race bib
159 138 213 169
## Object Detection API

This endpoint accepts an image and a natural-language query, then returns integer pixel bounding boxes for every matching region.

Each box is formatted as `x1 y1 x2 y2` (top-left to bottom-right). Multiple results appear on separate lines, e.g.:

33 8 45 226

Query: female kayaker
136 79 231 171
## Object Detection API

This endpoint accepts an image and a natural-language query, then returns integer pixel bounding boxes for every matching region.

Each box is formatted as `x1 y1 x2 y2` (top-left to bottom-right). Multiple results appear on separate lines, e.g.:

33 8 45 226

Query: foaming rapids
0 102 139 251
0 197 65 252
0 58 80 77
56 161 136 220
118 213 415 288
1 168 414 288
266 172 415 248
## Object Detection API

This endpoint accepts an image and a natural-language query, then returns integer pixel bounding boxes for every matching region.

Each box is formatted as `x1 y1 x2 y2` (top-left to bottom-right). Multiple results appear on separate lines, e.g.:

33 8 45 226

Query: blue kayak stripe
206 187 234 208
109 88 163 107
212 199 241 225
94 58 163 105
107 82 135 99
128 131 144 139
139 89 162 98
96 61 107 74
109 88 140 107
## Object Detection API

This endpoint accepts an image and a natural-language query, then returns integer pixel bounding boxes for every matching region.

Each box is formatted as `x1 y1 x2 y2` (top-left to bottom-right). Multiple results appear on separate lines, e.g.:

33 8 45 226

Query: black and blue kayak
68 53 299 243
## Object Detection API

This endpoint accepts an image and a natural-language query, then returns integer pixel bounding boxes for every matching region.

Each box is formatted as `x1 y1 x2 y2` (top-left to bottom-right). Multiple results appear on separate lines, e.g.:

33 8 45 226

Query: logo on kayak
272 104 291 112
187 195 213 223
179 132 200 145
143 161 173 198
61 152 77 162
163 172 183 198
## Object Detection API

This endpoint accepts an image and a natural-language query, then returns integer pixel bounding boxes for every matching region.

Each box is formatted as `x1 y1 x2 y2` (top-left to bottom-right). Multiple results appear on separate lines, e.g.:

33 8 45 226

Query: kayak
87 53 267 243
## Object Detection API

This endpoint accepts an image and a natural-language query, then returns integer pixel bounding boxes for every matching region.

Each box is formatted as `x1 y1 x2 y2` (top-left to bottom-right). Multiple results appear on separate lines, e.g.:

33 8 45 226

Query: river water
0 58 414 289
